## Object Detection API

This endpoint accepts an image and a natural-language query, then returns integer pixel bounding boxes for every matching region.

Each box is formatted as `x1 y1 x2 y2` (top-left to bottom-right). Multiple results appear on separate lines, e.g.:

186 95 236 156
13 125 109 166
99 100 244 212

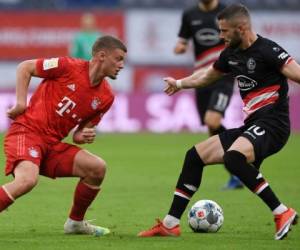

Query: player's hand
73 127 96 144
7 103 26 120
81 127 96 144
163 77 181 96
174 43 187 54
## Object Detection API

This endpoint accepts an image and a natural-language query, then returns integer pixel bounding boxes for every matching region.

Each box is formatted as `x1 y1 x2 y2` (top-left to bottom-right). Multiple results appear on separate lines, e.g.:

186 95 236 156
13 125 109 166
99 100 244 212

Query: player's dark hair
92 35 127 56
217 3 250 21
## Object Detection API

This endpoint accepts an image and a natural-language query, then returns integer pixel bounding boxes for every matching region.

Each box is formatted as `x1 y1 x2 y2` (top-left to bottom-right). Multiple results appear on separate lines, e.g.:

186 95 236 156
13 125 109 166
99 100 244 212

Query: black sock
210 125 226 136
168 147 205 219
223 150 281 211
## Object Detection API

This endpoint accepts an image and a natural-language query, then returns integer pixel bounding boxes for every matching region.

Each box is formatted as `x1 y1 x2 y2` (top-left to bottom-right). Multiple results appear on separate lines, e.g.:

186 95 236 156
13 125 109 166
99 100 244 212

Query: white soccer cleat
64 218 110 237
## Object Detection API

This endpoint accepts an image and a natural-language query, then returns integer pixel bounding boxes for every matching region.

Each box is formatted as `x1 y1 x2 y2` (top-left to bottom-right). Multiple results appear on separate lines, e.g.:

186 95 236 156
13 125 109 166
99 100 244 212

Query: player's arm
73 96 113 144
164 65 224 96
174 38 189 54
7 60 39 120
281 60 300 84
175 9 190 55
73 121 97 144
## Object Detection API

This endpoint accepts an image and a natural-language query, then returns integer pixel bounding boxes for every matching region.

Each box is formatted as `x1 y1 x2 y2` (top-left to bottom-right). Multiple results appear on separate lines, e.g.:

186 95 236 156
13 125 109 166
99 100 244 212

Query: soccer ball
188 199 224 233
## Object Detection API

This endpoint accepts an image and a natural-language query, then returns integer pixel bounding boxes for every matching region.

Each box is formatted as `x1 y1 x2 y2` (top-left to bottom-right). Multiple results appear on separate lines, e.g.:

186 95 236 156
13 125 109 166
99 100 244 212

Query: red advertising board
0 11 124 59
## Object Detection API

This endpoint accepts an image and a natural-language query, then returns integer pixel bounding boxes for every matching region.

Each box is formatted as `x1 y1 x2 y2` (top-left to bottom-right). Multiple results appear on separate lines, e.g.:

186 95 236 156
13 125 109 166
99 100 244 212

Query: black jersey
178 3 225 70
214 35 293 121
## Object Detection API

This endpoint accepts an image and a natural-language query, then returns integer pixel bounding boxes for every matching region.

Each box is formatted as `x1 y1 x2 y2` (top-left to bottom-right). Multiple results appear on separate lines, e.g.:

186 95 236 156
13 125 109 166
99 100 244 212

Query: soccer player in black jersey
138 4 299 240
174 0 243 189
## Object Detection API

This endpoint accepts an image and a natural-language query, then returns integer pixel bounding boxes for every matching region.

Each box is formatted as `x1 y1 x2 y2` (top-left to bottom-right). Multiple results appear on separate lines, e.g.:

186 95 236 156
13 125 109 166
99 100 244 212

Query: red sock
0 186 14 212
69 181 100 221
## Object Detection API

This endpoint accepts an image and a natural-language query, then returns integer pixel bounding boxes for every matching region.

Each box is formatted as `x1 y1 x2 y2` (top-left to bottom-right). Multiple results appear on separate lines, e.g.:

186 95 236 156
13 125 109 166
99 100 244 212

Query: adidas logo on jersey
67 84 76 91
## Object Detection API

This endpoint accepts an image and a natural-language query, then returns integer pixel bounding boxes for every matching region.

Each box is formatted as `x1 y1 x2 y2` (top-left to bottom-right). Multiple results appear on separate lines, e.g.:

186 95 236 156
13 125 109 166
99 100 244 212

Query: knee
183 147 204 170
205 120 220 131
16 175 38 194
176 147 204 195
204 116 221 131
185 147 197 161
86 158 107 181
223 150 246 174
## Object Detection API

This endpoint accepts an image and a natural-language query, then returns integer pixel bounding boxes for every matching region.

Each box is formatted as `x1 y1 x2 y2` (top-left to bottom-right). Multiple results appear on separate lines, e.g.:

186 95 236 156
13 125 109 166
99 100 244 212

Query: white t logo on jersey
56 96 76 117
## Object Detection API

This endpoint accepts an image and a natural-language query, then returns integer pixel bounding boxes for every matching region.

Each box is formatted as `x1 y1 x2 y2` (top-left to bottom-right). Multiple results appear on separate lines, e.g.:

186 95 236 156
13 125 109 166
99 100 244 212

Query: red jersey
14 57 114 142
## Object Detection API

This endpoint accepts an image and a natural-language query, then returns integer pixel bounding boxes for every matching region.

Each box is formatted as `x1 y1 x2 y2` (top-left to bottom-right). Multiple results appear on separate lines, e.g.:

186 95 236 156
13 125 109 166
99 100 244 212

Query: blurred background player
174 0 243 189
0 35 126 236
70 12 102 60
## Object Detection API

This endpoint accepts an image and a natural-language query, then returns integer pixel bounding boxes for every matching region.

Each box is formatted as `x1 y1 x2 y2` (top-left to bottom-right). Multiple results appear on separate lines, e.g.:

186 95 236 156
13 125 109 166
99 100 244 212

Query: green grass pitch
0 133 299 250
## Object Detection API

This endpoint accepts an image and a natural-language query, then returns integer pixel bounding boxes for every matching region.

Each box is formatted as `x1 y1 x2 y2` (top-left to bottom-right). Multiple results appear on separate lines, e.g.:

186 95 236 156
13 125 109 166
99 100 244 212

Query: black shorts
219 111 290 169
195 74 234 124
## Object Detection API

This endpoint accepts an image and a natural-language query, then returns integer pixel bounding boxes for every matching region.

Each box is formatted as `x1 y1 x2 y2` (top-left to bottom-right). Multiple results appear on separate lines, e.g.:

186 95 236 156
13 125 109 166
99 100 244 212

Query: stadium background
0 0 299 133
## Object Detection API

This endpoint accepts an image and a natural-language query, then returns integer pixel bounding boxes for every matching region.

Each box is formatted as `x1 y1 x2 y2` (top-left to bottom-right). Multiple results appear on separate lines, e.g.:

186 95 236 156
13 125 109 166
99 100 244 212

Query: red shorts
4 123 81 178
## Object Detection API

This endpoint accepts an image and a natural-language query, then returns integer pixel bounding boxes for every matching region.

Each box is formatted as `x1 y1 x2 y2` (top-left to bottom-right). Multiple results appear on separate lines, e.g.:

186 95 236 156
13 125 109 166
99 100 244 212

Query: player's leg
65 149 110 236
0 161 39 212
204 110 225 136
138 134 225 237
68 149 106 220
222 124 297 240
205 83 243 189
194 87 210 130
1 124 42 212
41 143 109 236
203 76 233 136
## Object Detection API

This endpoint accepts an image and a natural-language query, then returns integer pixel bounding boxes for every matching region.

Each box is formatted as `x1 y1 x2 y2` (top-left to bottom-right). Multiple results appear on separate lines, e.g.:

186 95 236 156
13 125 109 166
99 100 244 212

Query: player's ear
236 23 244 34
95 50 106 61
238 19 248 33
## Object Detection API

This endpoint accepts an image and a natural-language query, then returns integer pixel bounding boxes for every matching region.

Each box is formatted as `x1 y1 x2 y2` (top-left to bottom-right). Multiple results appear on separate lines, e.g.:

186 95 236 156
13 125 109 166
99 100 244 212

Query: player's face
218 19 242 48
102 48 126 80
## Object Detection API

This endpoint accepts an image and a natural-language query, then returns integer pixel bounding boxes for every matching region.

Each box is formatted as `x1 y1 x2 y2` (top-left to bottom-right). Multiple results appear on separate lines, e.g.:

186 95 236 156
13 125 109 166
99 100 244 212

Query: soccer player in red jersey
138 4 300 240
0 35 126 236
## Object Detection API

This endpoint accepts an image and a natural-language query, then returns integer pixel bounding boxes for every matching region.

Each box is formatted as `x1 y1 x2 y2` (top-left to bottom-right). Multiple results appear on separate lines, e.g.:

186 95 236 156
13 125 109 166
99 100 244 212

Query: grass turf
0 133 299 250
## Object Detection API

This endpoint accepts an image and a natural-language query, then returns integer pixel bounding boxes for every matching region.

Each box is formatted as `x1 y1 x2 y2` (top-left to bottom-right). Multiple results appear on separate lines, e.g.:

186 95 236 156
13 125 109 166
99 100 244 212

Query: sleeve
213 49 231 73
36 57 68 79
178 10 192 39
263 41 293 69
89 97 115 127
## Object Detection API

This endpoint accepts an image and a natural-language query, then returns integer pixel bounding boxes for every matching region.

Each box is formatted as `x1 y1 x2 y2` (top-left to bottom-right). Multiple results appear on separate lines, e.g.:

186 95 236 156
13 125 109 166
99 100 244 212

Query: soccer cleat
64 218 110 237
222 175 244 190
137 219 181 237
274 208 298 240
